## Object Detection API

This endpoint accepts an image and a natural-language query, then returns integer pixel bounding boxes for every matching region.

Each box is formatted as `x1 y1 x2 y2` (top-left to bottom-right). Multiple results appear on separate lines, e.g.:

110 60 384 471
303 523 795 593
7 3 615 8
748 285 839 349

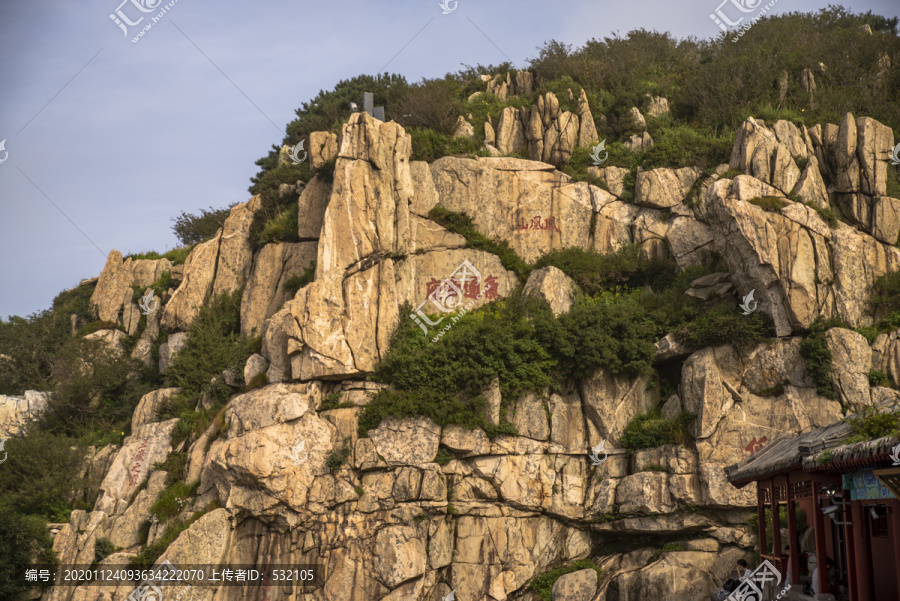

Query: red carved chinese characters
516 216 561 232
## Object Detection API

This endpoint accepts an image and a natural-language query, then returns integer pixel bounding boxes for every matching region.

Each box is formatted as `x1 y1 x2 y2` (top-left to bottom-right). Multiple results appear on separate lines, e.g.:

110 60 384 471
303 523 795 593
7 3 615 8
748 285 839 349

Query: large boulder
203 383 334 517
552 568 598 601
94 418 179 514
496 107 526 155
523 266 578 316
730 117 801 194
825 328 873 408
89 250 171 324
310 130 339 169
635 167 701 209
0 391 49 438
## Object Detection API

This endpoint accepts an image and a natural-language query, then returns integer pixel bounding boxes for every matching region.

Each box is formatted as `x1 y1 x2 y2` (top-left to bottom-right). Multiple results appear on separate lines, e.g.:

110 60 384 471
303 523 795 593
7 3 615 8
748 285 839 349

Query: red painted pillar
892 500 900 601
846 498 858 601
758 484 768 556
850 500 874 600
772 478 783 572
786 495 799 584
813 492 829 596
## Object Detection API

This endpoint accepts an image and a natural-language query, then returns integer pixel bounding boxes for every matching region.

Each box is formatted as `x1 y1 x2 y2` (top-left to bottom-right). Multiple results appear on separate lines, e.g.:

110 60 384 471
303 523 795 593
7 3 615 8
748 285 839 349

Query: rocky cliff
24 101 900 601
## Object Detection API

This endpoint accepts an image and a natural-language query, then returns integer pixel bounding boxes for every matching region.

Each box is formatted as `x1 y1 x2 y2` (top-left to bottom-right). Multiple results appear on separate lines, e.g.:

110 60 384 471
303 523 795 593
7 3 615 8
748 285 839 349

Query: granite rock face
48 109 900 601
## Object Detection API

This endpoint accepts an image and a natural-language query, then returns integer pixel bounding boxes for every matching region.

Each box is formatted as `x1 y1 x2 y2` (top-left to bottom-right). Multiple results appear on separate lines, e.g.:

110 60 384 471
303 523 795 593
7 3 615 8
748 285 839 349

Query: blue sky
1 0 898 319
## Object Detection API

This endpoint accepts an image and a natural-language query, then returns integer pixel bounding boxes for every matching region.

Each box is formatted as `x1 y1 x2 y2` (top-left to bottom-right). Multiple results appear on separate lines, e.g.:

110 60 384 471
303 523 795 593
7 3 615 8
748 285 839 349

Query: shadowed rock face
53 108 900 601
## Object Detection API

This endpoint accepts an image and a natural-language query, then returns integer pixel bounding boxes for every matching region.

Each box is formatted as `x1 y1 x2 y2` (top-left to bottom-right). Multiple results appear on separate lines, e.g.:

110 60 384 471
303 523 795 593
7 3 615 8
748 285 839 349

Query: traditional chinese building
725 406 900 601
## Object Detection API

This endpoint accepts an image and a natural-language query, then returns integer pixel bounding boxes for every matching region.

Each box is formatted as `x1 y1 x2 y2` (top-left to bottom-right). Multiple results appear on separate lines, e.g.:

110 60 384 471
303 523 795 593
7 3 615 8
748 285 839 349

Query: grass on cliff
161 290 255 447
620 408 695 450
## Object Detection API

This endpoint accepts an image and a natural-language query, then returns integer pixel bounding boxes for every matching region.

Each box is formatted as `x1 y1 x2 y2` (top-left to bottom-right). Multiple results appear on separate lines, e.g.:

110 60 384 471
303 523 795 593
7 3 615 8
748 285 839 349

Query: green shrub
0 431 87 520
844 406 900 443
533 245 678 296
428 207 530 280
0 283 95 395
434 448 453 466
248 162 310 251
676 306 775 349
362 297 554 437
171 205 235 246
0 504 57 600
806 203 840 228
548 294 657 379
408 127 481 162
869 370 890 387
800 318 843 400
75 320 120 337
320 392 353 411
529 560 601 601
40 338 151 441
654 542 686 556
620 409 695 451
93 538 118 566
256 202 299 246
153 452 188 486
748 196 789 212
150 482 199 522
283 263 316 297
165 291 247 396
326 441 352 472
640 125 732 170
873 270 900 314
127 246 194 265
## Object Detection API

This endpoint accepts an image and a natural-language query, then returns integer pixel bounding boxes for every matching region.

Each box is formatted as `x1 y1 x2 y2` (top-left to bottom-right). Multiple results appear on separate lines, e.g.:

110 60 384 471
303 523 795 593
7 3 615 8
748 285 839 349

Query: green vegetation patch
748 196 789 212
283 263 316 298
844 406 900 444
799 317 843 400
620 408 695 451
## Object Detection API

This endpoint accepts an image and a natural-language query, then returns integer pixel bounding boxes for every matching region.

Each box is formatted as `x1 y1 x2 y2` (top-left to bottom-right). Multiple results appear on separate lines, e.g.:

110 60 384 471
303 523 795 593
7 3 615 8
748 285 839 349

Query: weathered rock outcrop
90 250 171 323
46 108 900 601
0 390 49 437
